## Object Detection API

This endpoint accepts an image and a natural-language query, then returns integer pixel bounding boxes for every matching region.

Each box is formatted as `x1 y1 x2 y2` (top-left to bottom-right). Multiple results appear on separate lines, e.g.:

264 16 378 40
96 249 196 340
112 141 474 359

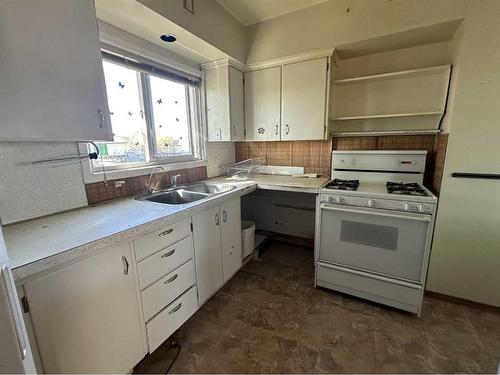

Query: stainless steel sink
182 183 236 195
136 183 236 205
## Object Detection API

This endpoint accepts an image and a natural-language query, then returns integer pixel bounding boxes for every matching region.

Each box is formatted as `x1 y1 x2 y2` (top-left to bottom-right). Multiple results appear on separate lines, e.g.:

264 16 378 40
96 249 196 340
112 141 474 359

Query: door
319 204 431 282
228 66 245 141
205 65 230 141
24 242 145 373
192 205 223 304
0 0 112 141
282 58 328 140
220 197 242 282
244 67 281 141
0 229 35 374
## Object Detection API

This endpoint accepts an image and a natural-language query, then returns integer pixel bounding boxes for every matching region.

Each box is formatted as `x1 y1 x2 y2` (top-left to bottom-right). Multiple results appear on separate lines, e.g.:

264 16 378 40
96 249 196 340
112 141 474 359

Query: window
92 52 202 171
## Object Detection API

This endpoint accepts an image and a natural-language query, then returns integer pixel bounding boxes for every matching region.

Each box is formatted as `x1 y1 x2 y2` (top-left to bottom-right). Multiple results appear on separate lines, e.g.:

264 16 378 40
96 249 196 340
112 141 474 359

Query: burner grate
386 182 427 196
326 178 360 191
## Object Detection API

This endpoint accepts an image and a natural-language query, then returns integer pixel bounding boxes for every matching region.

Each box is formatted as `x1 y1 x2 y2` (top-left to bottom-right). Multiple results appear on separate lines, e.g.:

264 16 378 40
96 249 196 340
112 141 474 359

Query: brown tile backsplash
235 134 449 195
85 166 208 205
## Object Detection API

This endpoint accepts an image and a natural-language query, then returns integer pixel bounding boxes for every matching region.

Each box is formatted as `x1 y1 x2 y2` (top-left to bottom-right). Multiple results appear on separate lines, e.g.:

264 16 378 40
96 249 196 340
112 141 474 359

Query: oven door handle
320 203 432 222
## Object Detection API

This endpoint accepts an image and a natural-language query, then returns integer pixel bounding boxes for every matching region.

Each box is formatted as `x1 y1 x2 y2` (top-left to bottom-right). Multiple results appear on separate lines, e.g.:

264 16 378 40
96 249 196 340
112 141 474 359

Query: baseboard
267 232 314 248
425 290 500 312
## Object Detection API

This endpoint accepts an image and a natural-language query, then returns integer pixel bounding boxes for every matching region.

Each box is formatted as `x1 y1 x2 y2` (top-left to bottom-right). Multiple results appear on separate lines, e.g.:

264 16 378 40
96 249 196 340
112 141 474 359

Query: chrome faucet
146 166 165 195
170 174 182 189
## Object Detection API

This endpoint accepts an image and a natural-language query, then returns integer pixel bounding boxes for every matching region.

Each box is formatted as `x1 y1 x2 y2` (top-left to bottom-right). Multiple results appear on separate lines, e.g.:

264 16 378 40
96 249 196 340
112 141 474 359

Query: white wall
0 142 88 225
205 142 236 178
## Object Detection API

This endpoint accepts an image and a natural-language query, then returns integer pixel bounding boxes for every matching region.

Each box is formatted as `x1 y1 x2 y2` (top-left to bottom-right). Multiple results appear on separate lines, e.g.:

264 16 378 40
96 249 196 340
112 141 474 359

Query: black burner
386 182 427 196
326 179 360 191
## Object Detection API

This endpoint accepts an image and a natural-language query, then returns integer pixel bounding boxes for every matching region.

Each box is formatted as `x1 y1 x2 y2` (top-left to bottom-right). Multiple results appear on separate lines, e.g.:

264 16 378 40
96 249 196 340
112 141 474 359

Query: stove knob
417 204 424 212
335 196 343 205
367 199 375 208
403 203 410 211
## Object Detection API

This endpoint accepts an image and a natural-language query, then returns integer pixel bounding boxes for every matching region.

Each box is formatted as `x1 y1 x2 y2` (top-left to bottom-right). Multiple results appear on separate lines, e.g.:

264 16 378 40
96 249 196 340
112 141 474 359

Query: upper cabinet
244 67 282 141
204 64 245 141
0 0 112 142
281 58 329 140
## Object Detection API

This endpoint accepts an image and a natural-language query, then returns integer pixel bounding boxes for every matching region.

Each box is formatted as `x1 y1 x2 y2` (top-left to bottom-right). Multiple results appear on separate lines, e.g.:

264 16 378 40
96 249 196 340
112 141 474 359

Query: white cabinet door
205 65 245 141
244 67 281 141
282 58 328 140
228 67 245 141
192 205 223 305
24 243 145 373
205 66 230 141
0 0 112 142
220 197 242 282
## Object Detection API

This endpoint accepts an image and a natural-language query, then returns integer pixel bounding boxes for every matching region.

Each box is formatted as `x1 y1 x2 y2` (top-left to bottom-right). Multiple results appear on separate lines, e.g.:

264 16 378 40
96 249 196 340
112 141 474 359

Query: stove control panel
320 194 435 214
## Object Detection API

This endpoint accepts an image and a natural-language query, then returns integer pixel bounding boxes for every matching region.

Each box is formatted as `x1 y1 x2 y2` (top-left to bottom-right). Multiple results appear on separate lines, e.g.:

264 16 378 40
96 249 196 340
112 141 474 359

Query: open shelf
332 111 443 121
332 64 451 85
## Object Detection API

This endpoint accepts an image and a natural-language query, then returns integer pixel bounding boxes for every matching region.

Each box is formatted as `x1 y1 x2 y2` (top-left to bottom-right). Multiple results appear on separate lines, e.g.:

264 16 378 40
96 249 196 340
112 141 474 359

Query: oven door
319 203 432 282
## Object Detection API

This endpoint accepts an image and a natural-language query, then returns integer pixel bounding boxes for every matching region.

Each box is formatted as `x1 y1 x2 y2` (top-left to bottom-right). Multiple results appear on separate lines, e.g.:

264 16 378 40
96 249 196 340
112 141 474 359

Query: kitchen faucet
146 166 165 195
170 174 182 189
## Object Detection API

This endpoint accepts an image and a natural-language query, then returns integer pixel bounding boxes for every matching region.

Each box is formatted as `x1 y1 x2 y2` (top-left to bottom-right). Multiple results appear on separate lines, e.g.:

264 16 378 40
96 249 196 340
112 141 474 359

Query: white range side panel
220 197 242 282
0 0 112 141
192 205 223 305
281 57 328 140
24 242 145 373
244 67 281 141
228 66 245 141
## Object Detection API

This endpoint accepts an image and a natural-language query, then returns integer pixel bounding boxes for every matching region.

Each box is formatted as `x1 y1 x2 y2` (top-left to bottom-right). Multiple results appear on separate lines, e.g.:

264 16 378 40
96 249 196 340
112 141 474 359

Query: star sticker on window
157 98 163 105
118 81 125 89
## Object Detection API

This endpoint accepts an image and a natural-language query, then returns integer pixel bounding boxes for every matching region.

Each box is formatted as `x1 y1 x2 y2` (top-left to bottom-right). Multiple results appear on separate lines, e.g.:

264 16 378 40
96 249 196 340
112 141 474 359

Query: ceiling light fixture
160 34 177 43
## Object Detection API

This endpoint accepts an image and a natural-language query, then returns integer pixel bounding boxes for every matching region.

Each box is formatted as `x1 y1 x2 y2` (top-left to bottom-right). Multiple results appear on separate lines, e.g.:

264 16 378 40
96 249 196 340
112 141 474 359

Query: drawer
134 218 191 261
137 235 193 290
141 259 196 322
147 286 198 353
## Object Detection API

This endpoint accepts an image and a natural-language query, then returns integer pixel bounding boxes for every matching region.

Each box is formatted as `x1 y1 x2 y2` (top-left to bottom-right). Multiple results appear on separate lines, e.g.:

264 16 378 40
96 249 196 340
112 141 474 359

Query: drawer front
134 218 191 261
141 259 196 322
146 286 198 352
137 235 193 290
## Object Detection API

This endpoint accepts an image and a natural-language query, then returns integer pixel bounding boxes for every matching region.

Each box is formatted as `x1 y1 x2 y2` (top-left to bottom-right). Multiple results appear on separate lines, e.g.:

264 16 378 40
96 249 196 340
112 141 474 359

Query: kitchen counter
4 174 327 280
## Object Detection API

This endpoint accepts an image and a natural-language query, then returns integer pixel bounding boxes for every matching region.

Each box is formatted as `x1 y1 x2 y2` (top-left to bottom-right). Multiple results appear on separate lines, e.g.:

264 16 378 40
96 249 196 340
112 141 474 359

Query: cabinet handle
215 213 220 226
97 109 105 129
223 210 227 222
275 124 279 135
122 256 129 275
164 274 178 284
158 228 173 237
169 303 182 314
285 124 290 135
161 249 176 258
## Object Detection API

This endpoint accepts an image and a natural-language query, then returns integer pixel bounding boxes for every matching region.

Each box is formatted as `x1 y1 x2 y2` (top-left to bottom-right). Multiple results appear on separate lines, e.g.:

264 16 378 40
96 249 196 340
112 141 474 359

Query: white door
0 0 112 142
192 205 223 304
205 66 230 141
282 58 328 140
24 243 145 373
244 67 281 141
220 197 242 282
228 67 245 141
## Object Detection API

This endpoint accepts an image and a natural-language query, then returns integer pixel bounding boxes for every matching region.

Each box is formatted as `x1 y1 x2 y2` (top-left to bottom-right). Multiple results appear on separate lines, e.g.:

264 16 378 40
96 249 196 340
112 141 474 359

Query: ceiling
216 0 327 26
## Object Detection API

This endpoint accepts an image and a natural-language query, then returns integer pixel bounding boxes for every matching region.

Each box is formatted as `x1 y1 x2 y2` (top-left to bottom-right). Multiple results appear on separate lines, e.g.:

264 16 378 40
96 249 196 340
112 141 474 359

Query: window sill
81 159 208 184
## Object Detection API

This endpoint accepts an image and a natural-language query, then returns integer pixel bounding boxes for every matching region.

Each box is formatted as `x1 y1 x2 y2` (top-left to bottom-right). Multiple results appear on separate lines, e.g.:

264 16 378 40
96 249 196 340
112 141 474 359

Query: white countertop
4 174 327 280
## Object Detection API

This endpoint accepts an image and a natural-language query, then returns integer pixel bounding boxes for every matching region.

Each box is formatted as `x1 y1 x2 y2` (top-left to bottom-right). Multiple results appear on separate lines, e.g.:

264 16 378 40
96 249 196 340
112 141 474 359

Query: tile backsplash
235 134 449 194
85 166 208 205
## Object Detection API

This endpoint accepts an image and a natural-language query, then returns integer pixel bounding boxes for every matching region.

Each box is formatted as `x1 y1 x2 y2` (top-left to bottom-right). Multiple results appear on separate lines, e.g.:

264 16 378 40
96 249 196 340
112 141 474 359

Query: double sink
136 183 236 205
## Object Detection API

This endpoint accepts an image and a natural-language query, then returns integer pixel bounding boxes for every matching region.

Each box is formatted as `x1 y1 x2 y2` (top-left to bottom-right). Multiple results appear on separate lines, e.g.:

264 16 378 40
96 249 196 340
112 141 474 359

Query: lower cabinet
23 242 145 373
193 197 242 305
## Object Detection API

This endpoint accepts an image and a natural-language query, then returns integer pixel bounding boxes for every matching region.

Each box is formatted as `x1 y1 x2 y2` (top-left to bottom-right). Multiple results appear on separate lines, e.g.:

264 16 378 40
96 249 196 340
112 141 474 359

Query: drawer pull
164 274 178 284
161 249 176 258
158 228 173 237
169 303 182 314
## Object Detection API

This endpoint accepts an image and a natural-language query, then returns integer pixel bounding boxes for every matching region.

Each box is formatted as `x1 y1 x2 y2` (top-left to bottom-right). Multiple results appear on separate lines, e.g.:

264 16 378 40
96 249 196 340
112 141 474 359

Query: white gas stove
314 150 438 315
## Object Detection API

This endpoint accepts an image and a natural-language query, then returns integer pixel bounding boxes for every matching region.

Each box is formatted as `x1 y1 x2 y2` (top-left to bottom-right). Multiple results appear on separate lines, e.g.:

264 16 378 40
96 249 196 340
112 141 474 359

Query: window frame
88 52 204 174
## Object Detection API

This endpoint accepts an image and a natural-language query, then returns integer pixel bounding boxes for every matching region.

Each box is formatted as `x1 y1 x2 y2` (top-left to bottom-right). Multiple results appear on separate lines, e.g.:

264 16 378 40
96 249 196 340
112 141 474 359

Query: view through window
93 58 199 170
